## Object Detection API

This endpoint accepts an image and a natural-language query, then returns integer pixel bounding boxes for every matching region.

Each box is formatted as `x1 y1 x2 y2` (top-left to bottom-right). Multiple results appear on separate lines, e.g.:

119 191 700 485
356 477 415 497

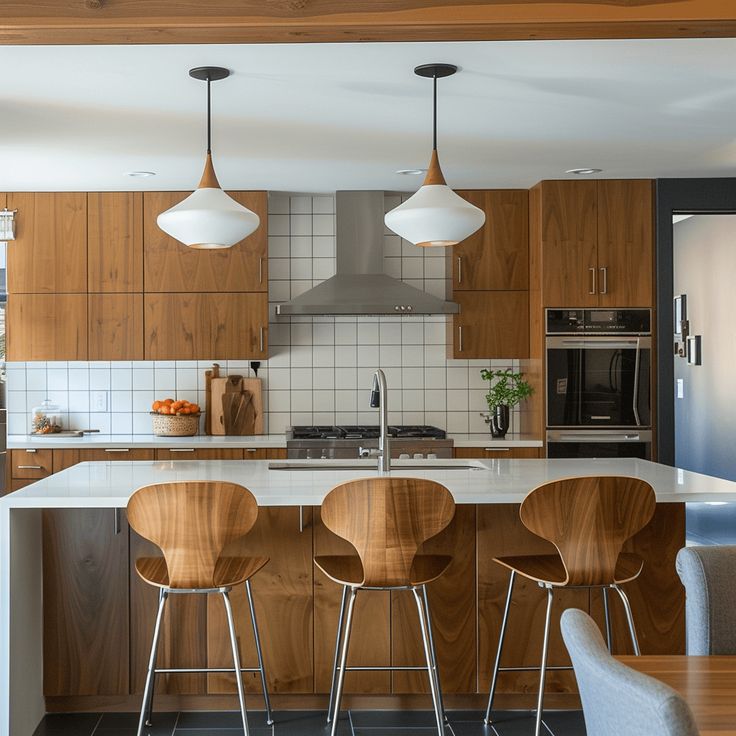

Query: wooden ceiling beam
0 1 735 45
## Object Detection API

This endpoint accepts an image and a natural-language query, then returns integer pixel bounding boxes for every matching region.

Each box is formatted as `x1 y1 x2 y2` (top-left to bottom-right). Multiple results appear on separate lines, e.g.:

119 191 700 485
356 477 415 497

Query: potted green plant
480 369 534 438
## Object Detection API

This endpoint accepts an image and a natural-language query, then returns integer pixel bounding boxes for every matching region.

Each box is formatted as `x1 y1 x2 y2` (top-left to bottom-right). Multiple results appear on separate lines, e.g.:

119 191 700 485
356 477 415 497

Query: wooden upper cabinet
450 291 529 359
452 190 529 291
144 292 268 360
143 191 268 292
7 294 87 361
88 293 143 360
7 192 87 294
88 192 143 292
597 180 654 308
537 180 598 308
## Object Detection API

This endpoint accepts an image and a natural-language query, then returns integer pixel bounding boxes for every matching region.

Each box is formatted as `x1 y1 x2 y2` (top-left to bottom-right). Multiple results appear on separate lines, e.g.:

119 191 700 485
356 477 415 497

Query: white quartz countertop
6 433 543 450
2 458 734 508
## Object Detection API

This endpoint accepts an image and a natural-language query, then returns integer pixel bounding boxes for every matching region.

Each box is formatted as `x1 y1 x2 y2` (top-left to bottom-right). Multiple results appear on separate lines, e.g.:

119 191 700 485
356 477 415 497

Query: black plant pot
489 405 510 438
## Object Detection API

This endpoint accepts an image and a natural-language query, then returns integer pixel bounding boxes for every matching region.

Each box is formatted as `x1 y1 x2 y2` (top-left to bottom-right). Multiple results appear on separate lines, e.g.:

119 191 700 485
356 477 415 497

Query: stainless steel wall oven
545 309 652 459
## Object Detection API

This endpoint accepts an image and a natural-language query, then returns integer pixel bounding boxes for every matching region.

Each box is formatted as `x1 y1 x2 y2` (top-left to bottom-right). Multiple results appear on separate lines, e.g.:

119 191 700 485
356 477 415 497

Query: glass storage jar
31 399 63 434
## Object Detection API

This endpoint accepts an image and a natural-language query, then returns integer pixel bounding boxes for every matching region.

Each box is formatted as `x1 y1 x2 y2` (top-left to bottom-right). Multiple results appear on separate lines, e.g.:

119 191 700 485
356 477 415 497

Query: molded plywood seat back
127 481 259 589
320 477 455 588
520 476 656 586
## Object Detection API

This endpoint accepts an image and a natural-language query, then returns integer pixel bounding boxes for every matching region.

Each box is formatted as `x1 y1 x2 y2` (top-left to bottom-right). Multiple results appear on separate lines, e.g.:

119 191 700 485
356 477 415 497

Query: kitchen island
1 457 733 736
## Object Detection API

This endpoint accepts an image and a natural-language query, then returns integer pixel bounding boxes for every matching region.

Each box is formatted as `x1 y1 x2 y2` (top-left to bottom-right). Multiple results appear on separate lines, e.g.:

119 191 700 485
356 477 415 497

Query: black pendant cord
206 76 212 155
432 73 438 151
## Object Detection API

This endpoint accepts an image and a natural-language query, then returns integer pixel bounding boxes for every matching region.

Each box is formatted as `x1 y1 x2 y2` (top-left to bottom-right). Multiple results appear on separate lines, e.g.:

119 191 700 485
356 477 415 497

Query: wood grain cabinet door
206 506 314 694
6 293 88 360
88 192 143 292
88 293 144 360
452 190 529 291
144 292 268 360
451 291 529 359
43 508 130 696
143 191 267 293
538 180 598 308
596 180 654 308
7 192 87 294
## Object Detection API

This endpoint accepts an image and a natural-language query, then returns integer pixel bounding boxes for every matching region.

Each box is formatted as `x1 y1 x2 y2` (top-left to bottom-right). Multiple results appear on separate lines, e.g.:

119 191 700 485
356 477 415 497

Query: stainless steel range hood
275 191 459 316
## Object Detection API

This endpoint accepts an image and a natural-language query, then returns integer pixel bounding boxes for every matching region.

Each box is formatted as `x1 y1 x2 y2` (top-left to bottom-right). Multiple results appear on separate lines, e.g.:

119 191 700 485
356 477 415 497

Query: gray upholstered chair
676 545 736 656
561 609 699 736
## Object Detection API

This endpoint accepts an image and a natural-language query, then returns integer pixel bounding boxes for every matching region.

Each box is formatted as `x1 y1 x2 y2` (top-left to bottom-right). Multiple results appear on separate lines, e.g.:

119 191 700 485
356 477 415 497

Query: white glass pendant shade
157 154 259 249
385 151 485 247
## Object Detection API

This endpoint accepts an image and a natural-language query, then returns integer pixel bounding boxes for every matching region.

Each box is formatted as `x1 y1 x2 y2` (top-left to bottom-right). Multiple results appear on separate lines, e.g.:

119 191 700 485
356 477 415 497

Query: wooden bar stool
127 481 273 736
483 475 656 736
316 477 456 736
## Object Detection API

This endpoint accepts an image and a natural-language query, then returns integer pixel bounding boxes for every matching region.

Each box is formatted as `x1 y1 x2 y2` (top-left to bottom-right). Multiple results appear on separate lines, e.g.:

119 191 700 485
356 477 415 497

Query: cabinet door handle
457 256 462 284
599 266 608 294
485 448 510 452
299 505 304 533
169 448 195 453
259 326 265 353
113 508 122 535
259 257 264 284
24 449 37 454
104 448 129 453
17 465 42 469
245 448 257 453
589 267 597 295
458 325 463 352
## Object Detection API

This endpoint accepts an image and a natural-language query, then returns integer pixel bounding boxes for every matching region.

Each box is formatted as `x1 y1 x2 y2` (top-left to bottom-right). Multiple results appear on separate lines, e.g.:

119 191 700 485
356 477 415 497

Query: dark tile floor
33 710 587 736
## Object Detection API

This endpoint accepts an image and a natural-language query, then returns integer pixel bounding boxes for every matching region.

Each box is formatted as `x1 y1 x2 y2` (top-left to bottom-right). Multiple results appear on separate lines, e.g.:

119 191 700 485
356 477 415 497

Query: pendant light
384 63 485 247
157 66 260 250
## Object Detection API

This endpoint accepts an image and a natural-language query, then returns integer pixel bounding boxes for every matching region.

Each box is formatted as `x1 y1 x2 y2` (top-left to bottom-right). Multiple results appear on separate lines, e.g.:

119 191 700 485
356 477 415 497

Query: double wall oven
545 309 652 459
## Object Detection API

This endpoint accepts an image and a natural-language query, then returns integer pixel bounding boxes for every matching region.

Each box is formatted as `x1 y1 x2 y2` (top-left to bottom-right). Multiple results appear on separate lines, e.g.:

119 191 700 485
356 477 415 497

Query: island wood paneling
143 191 267 293
390 505 476 694
144 292 268 361
154 448 244 461
313 510 392 694
206 506 314 694
43 508 129 696
452 190 529 291
88 192 143 292
7 293 88 361
454 447 541 460
2 2 736 45
88 293 144 361
52 448 155 472
7 192 87 294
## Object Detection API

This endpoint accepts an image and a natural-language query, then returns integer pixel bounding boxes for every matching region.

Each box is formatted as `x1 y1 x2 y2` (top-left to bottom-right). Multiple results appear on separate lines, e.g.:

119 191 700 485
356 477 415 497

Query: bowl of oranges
150 398 201 436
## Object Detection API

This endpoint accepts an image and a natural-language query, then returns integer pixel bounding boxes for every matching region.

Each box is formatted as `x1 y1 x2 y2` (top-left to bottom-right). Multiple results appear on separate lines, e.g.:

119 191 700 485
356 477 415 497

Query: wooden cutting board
210 375 243 435
208 372 263 436
241 377 264 435
204 363 221 435
222 391 256 435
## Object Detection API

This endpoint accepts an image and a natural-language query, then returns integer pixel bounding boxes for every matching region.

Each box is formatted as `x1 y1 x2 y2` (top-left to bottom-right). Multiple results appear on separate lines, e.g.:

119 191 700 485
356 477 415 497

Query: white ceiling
3 39 736 192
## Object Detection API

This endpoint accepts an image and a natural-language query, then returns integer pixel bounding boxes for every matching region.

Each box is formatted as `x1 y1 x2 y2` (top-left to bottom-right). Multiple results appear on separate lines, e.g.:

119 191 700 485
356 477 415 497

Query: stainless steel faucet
359 369 390 473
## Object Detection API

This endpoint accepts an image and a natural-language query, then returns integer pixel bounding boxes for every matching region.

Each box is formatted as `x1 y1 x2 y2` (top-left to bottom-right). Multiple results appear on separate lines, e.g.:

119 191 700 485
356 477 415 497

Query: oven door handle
546 336 651 349
556 433 643 442
632 336 642 427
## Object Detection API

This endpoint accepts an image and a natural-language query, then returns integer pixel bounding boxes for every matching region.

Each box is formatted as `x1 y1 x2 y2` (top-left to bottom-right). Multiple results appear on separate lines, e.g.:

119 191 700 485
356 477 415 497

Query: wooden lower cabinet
455 447 541 459
155 448 245 461
43 508 130 696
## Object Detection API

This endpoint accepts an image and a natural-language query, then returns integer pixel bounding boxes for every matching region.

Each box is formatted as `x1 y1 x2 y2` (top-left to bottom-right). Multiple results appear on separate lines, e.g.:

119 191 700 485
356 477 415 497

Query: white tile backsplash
5 193 521 436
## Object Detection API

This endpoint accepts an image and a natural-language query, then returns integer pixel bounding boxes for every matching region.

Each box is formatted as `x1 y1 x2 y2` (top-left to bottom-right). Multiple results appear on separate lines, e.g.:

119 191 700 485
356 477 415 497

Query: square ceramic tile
176 368 198 391
401 344 423 367
111 390 132 413
312 367 334 390
8 413 27 434
89 412 112 434
269 257 290 280
290 257 313 280
313 322 335 345
268 368 290 390
335 345 357 367
110 367 132 391
289 195 312 214
312 195 334 214
424 389 446 410
267 214 289 236
313 213 334 236
379 345 402 367
154 369 176 393
68 391 90 412
358 322 379 344
312 236 335 258
7 391 26 413
313 344 335 368
402 389 424 412
26 368 47 392
447 412 470 434
267 412 291 434
47 368 68 391
447 366 469 389
379 322 402 345
68 412 91 432
402 321 424 345
335 367 357 390
402 366 424 388
267 192 290 214
424 321 447 345
335 390 357 412
447 389 470 412
384 257 401 279
290 213 312 236
313 390 335 412
268 235 290 259
290 280 313 299
424 257 446 279
335 411 358 425
424 367 447 389
111 413 133 434
89 369 111 390
424 279 448 298
268 391 291 413
290 368 313 390
335 322 357 345
290 236 312 258
291 392 313 412
133 412 153 434
289 344 312 368
132 391 154 413
402 258 424 280
268 280 291 303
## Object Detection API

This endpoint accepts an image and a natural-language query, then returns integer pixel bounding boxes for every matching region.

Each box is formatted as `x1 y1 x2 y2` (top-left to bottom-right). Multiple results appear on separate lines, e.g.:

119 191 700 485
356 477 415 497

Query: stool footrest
339 665 428 672
154 667 261 674
498 665 574 672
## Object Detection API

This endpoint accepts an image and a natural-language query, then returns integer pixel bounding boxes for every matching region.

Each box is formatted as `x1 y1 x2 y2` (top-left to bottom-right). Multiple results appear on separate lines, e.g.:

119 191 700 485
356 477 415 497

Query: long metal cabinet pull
457 256 462 284
259 326 265 352
17 465 42 470
599 267 608 294
259 257 264 284
299 506 304 533
588 267 597 295
113 508 121 535
458 325 463 352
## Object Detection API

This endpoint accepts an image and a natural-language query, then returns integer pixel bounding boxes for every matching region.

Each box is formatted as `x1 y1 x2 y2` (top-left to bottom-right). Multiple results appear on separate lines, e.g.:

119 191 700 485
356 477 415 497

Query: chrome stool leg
484 570 516 724
613 584 641 655
326 585 349 724
421 585 447 725
533 586 555 736
330 587 358 736
602 587 613 653
245 579 273 725
222 590 250 736
413 587 444 736
137 588 168 736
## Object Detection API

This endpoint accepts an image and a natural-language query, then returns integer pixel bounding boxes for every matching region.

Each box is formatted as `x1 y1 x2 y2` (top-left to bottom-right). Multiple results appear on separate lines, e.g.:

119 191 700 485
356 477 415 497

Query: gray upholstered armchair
676 545 736 655
561 608 699 736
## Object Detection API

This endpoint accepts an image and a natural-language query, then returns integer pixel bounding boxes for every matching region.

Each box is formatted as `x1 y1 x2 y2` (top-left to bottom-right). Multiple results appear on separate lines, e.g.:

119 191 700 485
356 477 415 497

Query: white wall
5 193 521 436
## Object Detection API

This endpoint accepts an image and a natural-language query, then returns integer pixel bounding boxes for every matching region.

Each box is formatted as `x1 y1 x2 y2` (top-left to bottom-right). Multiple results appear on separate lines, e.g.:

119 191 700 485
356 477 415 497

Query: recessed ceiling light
125 171 156 178
566 168 603 176
395 168 427 176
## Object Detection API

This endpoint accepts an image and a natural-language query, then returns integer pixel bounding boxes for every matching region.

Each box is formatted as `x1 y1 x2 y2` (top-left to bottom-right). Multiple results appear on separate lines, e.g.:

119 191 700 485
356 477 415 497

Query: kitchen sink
268 461 484 471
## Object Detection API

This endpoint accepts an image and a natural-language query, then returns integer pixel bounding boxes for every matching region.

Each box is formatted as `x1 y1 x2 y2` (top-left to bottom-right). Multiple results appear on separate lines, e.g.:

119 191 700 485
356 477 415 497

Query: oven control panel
546 309 651 335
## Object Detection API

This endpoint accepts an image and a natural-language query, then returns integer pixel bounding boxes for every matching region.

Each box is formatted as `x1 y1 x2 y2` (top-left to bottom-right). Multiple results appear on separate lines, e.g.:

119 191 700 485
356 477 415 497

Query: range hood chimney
275 191 459 316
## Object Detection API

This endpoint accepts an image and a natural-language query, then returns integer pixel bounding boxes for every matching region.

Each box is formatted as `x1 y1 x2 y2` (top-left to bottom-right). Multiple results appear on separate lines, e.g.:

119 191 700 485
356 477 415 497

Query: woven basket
151 412 200 437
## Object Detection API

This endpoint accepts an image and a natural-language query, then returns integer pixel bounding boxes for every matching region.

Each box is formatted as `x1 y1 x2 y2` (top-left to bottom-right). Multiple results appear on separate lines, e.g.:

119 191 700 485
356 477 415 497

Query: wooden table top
618 655 736 735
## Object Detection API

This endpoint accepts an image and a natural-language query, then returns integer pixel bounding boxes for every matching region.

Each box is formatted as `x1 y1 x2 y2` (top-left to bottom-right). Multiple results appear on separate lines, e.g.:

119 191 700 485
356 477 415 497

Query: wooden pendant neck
198 153 221 189
422 149 446 186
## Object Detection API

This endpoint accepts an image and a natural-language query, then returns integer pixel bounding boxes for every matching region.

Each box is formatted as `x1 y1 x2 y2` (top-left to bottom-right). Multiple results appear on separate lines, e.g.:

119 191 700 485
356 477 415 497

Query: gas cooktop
288 425 447 440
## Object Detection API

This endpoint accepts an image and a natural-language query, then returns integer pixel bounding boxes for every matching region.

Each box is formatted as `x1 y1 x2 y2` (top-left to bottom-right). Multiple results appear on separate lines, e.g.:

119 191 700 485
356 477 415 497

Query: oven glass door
546 337 651 427
547 440 651 460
